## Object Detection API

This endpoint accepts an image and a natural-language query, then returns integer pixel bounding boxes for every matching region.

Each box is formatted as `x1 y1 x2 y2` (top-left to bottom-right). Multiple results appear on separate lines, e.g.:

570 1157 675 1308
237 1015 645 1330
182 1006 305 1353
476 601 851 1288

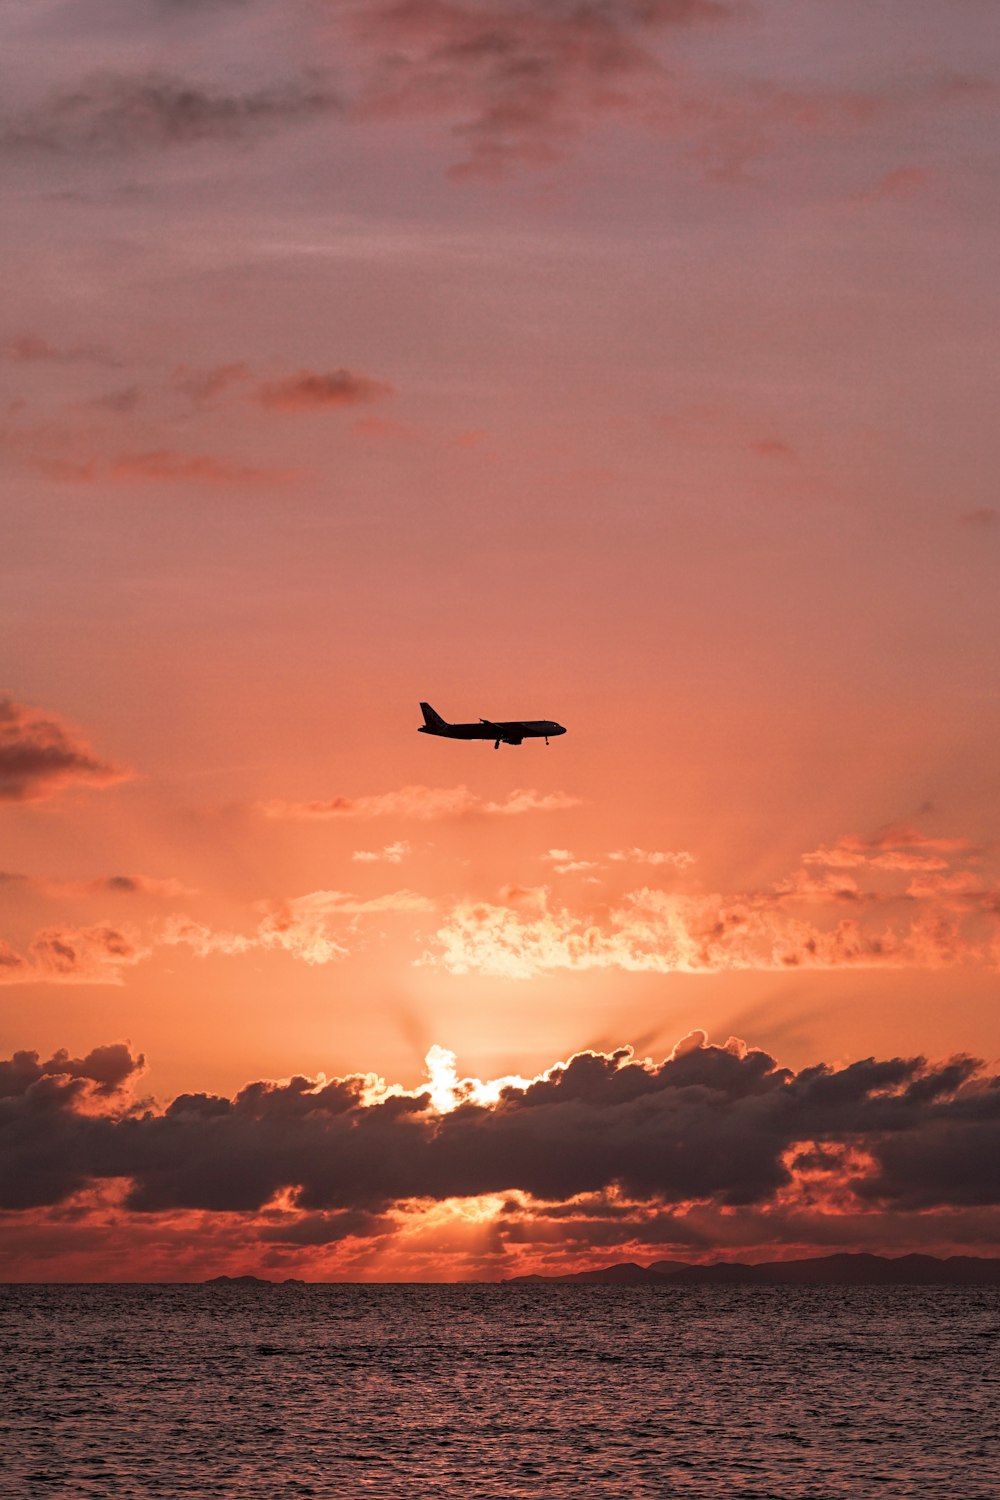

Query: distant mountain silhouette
506 1254 1000 1286
509 1261 677 1285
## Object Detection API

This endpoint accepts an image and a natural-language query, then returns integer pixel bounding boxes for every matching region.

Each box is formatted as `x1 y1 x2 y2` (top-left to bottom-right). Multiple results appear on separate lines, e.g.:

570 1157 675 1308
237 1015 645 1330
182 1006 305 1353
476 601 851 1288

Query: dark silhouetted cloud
0 1043 144 1100
0 696 130 803
2 1035 999 1221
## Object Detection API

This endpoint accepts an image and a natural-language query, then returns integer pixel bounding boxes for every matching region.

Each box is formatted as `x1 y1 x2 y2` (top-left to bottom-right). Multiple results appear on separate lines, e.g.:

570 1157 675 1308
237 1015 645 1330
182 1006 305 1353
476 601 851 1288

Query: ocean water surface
1 1284 997 1498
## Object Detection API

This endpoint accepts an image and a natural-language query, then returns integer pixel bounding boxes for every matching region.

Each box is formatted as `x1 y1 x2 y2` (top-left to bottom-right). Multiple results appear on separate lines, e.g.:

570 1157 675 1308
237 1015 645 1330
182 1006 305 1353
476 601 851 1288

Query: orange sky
2 0 999 1280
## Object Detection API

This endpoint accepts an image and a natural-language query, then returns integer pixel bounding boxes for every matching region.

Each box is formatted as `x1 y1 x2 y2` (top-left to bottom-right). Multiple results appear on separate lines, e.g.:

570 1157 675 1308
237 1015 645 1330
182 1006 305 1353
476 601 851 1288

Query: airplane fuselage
418 703 566 748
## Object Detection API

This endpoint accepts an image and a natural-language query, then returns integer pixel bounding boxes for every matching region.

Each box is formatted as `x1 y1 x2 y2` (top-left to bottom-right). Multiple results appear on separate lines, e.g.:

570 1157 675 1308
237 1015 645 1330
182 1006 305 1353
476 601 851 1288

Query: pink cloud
0 925 150 986
260 784 580 821
172 362 253 406
254 369 394 411
2 333 118 366
349 0 733 178
0 696 130 804
802 826 979 870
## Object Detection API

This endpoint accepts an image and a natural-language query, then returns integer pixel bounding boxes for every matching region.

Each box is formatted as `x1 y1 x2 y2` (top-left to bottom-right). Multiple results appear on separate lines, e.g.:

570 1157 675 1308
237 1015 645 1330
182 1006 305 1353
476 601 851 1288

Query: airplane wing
482 719 530 733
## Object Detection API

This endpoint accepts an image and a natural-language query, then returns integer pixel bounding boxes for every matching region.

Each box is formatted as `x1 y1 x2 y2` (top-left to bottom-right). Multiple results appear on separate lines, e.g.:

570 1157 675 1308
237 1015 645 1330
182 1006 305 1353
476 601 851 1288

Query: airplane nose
555 723 566 735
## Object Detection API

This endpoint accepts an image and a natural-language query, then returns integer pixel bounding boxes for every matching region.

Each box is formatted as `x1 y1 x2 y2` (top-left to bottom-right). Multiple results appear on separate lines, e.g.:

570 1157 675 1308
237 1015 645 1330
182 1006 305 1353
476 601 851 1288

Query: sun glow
423 1044 534 1112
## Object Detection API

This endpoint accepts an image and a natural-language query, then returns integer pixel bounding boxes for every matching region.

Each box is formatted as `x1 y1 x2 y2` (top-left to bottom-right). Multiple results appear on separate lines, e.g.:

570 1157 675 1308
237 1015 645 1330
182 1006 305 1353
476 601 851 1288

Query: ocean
1 1284 997 1498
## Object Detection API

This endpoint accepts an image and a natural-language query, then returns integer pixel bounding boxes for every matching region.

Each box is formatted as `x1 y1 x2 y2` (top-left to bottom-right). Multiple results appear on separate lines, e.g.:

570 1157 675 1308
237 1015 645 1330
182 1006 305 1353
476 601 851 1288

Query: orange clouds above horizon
1 695 996 992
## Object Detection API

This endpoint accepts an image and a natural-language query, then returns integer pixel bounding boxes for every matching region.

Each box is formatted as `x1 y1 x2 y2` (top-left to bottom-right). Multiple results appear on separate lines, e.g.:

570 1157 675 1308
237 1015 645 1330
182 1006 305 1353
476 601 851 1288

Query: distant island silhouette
198 1255 1000 1287
505 1253 1000 1286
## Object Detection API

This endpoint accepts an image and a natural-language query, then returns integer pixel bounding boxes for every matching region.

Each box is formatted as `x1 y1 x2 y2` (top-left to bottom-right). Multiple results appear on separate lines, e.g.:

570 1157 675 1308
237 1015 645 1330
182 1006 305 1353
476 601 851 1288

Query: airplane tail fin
419 702 448 730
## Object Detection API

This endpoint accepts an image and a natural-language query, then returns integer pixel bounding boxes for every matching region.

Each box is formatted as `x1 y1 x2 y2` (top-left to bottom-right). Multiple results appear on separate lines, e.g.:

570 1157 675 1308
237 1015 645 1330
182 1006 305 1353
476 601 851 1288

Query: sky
1 0 999 1281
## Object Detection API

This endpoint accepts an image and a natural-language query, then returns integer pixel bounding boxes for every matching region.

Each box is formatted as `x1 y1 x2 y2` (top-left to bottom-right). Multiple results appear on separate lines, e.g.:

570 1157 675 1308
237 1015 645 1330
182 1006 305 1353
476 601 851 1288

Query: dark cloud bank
2 1037 999 1218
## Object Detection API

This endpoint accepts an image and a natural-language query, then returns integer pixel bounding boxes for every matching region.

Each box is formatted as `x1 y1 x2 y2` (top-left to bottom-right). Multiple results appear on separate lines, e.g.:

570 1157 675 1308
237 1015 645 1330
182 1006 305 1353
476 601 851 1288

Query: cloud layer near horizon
2 1031 999 1279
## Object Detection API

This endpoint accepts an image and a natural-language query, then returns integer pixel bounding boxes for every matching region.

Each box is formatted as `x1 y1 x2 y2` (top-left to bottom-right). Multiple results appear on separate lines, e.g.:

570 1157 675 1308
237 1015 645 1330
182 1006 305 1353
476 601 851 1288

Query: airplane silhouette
418 702 567 750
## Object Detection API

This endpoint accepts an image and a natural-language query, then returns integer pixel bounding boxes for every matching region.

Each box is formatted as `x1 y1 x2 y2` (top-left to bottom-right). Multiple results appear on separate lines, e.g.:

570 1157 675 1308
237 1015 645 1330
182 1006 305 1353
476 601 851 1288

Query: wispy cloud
162 888 433 967
543 849 600 875
353 841 413 864
260 784 580 821
348 0 733 179
608 847 695 868
802 825 980 872
541 847 695 875
253 369 394 411
0 71 340 153
172 362 253 407
2 883 432 984
2 334 119 367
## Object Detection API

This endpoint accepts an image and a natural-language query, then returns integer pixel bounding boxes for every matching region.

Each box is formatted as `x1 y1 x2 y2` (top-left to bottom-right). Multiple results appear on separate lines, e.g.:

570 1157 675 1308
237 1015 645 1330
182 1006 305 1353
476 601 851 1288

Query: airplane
418 702 567 750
